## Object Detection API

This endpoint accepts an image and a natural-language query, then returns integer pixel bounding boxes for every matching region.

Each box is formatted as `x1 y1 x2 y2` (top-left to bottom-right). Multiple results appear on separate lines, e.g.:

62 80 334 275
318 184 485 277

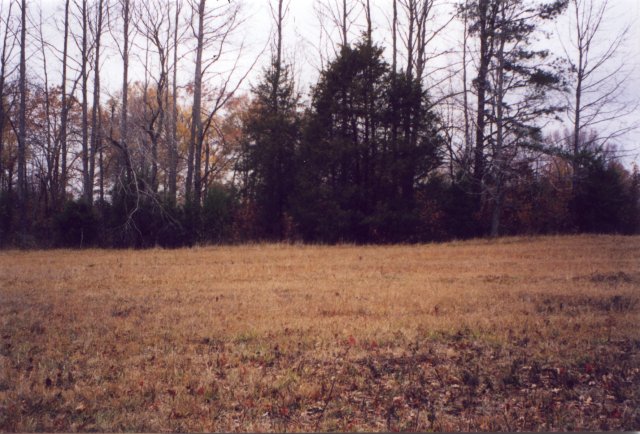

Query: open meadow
0 235 639 431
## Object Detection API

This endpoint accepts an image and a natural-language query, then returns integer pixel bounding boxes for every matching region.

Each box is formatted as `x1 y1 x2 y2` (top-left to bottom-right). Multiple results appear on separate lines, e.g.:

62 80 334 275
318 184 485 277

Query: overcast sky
14 0 640 164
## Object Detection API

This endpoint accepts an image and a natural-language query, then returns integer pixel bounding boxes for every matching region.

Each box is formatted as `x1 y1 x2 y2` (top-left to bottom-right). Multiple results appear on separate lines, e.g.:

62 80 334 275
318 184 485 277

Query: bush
54 200 99 247
0 192 12 247
201 184 235 243
571 157 629 233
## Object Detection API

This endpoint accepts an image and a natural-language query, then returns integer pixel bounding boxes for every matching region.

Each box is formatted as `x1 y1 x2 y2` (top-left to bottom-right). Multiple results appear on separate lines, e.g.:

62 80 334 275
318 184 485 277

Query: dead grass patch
534 294 638 314
0 235 639 431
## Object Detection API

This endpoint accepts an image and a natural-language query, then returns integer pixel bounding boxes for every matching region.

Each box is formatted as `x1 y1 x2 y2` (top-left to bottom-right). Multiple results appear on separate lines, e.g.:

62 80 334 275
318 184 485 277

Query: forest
0 0 638 248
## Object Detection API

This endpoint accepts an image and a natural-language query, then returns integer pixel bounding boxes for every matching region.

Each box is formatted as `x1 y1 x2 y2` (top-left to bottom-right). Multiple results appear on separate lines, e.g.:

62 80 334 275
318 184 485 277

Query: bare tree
185 0 205 205
362 0 372 45
17 0 27 230
90 0 105 203
134 0 173 194
59 0 70 203
168 0 182 202
461 0 471 157
271 0 287 109
314 0 360 53
186 0 251 207
390 0 399 176
118 0 133 184
392 0 398 74
35 6 56 212
561 0 636 184
0 1 17 193
488 1 508 237
104 0 135 190
396 0 453 81
75 0 92 204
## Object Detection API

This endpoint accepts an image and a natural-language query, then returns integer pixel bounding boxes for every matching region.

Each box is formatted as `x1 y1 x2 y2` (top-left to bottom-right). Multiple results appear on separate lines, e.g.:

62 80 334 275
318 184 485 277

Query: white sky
11 0 640 164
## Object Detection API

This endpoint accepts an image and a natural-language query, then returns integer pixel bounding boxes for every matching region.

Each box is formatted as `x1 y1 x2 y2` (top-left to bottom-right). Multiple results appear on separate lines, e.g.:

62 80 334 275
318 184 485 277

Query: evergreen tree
239 59 300 239
295 39 442 242
461 0 567 236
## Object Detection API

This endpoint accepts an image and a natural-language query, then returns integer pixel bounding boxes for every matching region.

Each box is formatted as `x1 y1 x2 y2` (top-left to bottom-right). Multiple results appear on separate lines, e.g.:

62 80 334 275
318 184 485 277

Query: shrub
54 200 99 247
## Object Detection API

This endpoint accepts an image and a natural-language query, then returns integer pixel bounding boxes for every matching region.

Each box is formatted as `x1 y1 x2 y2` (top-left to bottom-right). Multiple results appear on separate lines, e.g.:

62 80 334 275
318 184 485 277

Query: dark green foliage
201 184 235 243
106 185 188 248
621 167 640 234
436 176 483 239
54 200 99 247
239 58 300 240
294 40 443 243
571 154 637 234
1 3 638 248
462 0 568 237
0 191 12 247
152 200 190 248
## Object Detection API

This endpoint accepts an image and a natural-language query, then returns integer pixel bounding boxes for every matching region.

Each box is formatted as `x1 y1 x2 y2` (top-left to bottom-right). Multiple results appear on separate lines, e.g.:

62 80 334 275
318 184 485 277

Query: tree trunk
405 0 414 79
90 0 104 204
490 13 506 238
120 0 132 184
271 0 283 112
342 0 348 47
168 1 180 202
18 0 27 232
414 0 431 82
571 0 584 193
187 0 205 206
364 0 372 46
0 1 14 193
391 0 399 193
392 0 397 75
462 0 471 161
60 0 70 204
81 0 91 204
474 0 489 193
38 10 55 213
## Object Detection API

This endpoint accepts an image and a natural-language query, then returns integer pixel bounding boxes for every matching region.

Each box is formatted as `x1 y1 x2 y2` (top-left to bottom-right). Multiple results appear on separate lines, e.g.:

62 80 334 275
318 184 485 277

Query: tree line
0 0 638 248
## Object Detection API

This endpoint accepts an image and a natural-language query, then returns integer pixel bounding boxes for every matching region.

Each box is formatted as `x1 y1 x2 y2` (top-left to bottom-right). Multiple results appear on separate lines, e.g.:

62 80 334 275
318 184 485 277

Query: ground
0 235 639 431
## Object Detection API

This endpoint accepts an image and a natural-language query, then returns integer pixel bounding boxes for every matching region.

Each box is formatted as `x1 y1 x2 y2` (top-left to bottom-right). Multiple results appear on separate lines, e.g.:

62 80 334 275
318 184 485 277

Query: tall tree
562 0 636 189
135 0 173 195
77 0 91 204
36 7 56 212
186 0 205 205
59 0 70 203
119 0 133 184
105 0 134 195
168 0 182 202
90 0 105 203
314 0 359 52
463 0 567 236
468 0 497 199
399 0 450 83
240 0 299 239
0 1 17 193
395 0 452 206
297 39 442 242
17 0 27 232
186 0 247 208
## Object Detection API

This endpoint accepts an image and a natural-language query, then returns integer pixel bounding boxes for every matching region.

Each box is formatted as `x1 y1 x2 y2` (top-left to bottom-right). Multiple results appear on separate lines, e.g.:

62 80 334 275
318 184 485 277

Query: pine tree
240 60 300 239
462 0 567 236
295 39 442 242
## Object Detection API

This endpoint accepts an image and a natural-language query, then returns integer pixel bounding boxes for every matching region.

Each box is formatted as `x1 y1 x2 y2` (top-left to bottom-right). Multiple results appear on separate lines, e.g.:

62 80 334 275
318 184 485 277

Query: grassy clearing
0 235 639 431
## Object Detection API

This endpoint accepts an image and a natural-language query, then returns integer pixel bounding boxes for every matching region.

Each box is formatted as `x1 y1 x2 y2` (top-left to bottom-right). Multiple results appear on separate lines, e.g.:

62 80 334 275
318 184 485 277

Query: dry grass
0 235 639 431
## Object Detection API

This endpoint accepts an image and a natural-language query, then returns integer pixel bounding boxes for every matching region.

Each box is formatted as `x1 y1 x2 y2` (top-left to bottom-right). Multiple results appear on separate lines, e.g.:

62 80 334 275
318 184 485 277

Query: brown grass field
0 235 639 432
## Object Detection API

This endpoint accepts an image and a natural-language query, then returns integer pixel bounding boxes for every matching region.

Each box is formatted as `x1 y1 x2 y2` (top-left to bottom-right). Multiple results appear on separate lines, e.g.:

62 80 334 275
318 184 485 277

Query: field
0 235 639 431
